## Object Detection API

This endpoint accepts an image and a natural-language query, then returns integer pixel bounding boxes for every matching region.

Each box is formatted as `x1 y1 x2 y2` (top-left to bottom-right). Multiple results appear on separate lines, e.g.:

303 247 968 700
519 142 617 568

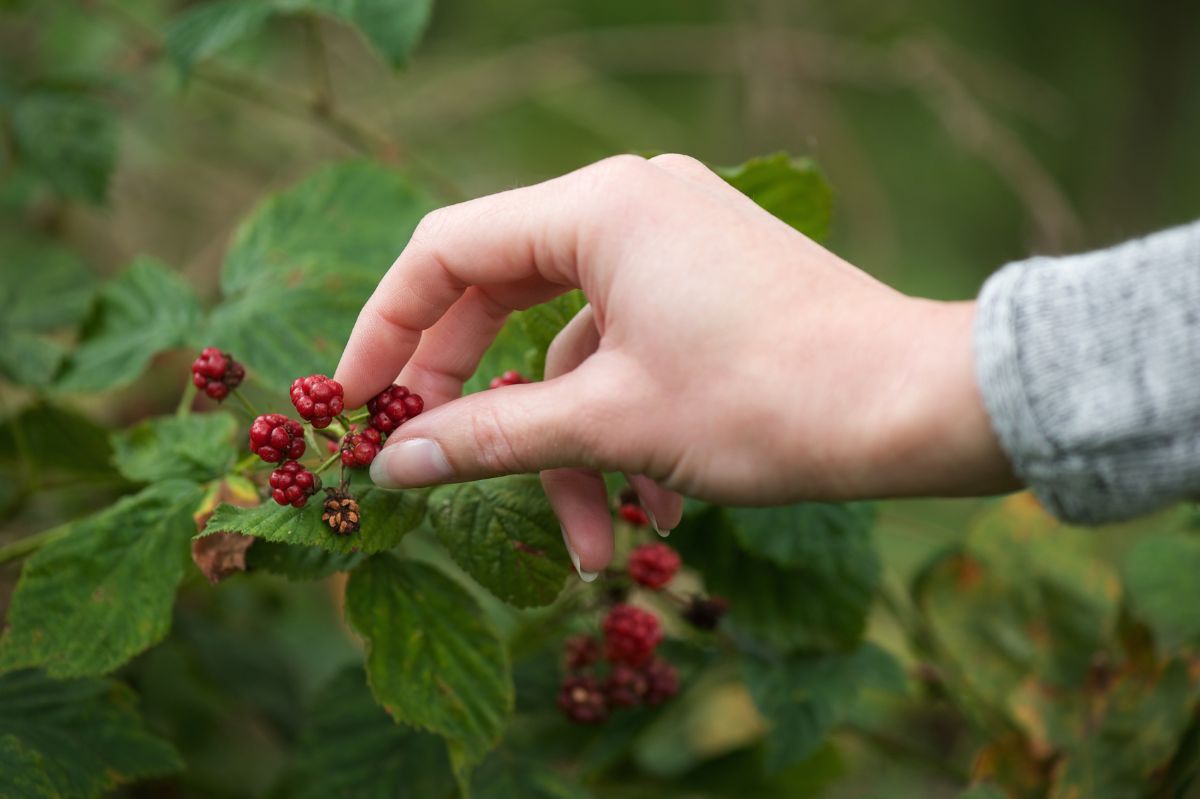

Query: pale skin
334 153 1020 578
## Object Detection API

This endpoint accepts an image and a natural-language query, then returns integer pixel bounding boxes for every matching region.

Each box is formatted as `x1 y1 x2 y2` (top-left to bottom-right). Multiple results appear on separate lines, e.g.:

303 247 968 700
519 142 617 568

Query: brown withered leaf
192 476 260 584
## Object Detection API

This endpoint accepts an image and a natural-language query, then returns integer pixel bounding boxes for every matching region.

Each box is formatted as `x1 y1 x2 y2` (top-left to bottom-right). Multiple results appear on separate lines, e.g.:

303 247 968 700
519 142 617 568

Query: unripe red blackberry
268 461 321 507
366 385 424 434
627 543 681 590
618 503 649 526
604 663 650 707
557 675 608 724
340 425 383 468
289 374 345 429
190 347 245 401
682 596 729 631
248 414 306 463
602 604 662 666
489 370 530 389
563 635 601 672
642 658 679 706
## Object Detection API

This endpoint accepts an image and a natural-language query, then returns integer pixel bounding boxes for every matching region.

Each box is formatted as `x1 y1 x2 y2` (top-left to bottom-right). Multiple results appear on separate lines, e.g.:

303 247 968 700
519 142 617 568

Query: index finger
333 155 646 406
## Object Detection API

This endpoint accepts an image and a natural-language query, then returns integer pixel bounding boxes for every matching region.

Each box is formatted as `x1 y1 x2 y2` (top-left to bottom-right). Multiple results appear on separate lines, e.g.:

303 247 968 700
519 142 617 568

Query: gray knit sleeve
973 221 1200 524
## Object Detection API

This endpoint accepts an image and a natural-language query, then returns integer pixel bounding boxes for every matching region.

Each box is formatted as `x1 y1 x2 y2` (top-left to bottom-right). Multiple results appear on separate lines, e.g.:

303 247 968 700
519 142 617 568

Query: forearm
974 221 1200 523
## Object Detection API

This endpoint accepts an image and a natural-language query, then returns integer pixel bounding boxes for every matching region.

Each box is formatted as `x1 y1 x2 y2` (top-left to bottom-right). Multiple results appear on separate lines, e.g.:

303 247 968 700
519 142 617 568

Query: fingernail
561 525 598 582
646 508 671 538
370 439 454 488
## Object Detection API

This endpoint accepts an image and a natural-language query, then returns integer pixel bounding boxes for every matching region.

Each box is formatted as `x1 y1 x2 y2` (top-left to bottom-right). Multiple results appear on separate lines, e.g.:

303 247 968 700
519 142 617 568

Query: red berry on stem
289 375 345 429
563 635 601 671
340 425 384 468
602 604 662 666
619 503 650 526
489 370 530 389
557 675 608 724
366 385 423 434
190 347 245 402
642 658 679 706
628 543 681 590
248 414 306 463
268 461 321 507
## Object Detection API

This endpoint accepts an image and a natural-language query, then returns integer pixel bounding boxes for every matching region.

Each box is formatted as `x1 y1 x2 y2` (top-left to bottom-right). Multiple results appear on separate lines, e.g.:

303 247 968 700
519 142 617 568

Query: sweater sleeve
973 221 1200 524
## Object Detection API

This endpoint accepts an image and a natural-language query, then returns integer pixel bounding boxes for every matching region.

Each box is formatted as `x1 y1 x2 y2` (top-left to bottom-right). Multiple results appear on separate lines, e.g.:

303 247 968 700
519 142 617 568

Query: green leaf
463 315 535 395
56 258 203 392
727 502 876 567
742 643 905 773
165 0 275 75
0 735 55 799
0 402 114 481
279 665 455 799
0 234 96 386
717 153 832 241
428 475 572 608
11 91 117 203
673 504 880 651
913 496 1121 751
517 291 586 380
208 160 435 387
245 539 366 580
958 786 1006 799
0 480 205 678
110 412 237 483
472 750 589 799
1048 659 1200 798
200 479 427 555
345 555 513 792
292 0 434 68
0 669 182 797
1124 531 1200 652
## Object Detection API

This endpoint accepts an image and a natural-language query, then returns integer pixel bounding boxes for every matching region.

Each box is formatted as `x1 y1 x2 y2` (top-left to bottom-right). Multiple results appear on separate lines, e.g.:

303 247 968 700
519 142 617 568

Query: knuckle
649 152 708 174
409 207 452 249
581 154 650 194
468 404 526 474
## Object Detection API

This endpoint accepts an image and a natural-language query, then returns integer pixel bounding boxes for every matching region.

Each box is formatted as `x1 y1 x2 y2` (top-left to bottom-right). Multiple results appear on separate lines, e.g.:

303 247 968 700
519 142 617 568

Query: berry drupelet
563 635 602 672
248 414 306 463
489 370 530 389
340 425 383 468
602 604 662 666
627 543 681 590
366 385 424 434
268 462 320 507
557 675 608 724
191 347 245 401
289 374 345 429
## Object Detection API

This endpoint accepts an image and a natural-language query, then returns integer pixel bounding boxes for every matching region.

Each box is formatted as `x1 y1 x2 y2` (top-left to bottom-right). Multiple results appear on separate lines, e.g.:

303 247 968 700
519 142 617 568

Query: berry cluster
557 606 678 724
269 461 320 508
191 347 245 401
195 348 425 513
489 370 530 389
289 375 345 429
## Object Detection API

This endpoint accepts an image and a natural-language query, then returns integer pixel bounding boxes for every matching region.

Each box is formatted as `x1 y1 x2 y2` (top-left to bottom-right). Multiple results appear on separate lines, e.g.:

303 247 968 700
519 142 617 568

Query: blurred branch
396 25 1079 249
303 15 335 118
0 522 70 565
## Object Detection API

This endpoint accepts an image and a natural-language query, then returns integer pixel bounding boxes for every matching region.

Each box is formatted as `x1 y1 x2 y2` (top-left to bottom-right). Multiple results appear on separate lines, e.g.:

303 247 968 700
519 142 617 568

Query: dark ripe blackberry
682 596 729 631
557 675 608 724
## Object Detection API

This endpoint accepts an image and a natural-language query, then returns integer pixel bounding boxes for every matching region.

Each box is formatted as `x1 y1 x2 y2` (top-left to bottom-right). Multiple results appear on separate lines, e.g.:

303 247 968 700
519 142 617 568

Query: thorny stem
0 522 72 565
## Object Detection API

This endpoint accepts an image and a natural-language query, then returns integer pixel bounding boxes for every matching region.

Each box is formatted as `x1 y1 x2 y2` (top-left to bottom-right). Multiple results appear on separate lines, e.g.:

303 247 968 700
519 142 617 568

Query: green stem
231 389 260 419
0 522 72 565
233 452 262 476
176 382 197 417
313 451 341 476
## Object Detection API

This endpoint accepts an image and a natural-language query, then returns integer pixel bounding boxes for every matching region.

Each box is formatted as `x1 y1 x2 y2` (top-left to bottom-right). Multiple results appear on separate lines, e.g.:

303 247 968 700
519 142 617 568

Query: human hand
334 154 1017 576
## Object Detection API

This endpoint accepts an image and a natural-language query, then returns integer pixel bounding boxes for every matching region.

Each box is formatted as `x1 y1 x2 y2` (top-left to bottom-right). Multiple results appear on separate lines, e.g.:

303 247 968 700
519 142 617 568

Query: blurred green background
3 1 1200 797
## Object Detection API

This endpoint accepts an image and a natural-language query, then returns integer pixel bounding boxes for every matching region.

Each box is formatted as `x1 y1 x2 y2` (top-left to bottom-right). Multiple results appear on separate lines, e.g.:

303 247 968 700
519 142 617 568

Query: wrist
870 299 1021 498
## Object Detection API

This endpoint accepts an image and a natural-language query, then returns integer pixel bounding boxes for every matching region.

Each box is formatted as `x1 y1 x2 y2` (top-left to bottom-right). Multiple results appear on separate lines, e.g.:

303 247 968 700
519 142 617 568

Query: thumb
368 361 618 488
